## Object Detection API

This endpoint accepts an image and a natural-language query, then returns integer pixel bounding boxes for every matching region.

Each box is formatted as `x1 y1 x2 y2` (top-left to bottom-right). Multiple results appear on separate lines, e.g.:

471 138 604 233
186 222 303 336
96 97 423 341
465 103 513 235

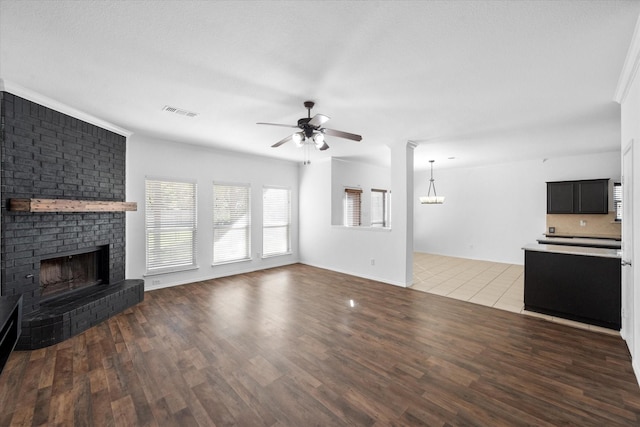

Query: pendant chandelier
420 160 445 204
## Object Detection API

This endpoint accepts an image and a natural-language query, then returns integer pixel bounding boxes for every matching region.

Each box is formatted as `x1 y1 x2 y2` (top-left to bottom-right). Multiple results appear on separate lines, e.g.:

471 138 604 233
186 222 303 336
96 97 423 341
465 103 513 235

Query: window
371 189 390 227
213 183 251 264
145 178 197 274
614 182 622 221
344 188 362 226
263 187 291 257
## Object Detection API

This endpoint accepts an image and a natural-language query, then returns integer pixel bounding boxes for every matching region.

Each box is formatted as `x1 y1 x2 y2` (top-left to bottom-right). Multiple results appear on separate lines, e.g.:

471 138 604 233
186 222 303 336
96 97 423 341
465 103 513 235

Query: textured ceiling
1 1 639 170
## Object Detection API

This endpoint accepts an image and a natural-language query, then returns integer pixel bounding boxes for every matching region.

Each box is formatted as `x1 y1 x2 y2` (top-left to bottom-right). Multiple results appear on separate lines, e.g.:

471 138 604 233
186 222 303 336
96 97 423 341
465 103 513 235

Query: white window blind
213 183 251 264
145 178 197 274
614 182 622 221
371 188 390 227
344 188 362 227
263 187 290 257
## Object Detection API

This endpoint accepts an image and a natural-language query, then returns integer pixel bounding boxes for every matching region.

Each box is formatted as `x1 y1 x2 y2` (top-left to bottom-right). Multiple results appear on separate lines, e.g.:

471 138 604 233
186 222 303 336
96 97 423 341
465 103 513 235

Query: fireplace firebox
39 246 109 300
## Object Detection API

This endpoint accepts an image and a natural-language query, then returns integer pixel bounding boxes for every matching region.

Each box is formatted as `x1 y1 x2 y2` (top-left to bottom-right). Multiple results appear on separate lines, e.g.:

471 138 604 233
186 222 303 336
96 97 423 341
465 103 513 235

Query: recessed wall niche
330 154 392 227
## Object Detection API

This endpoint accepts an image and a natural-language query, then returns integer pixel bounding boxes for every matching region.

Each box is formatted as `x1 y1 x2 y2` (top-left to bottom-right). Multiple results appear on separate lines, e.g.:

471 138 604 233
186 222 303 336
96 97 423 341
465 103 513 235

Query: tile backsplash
546 213 621 239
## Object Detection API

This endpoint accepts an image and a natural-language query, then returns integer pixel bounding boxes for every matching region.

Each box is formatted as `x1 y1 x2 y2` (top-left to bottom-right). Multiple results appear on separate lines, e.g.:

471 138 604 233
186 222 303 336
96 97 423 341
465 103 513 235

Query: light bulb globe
313 133 324 148
292 132 304 147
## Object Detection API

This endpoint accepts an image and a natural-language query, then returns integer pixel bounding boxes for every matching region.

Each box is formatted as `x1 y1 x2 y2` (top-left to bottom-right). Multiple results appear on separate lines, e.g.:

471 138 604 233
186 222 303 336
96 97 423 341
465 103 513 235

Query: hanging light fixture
420 160 445 204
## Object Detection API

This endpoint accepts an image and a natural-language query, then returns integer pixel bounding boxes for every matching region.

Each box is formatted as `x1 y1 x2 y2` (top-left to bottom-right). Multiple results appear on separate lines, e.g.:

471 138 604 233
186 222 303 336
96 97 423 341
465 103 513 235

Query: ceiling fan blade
257 122 299 129
271 134 293 148
308 114 330 127
322 128 363 142
318 142 330 151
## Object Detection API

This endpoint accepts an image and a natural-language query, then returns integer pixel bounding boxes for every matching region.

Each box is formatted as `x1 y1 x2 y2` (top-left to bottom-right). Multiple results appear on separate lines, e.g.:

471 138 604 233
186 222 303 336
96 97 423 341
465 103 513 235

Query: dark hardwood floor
1 263 639 426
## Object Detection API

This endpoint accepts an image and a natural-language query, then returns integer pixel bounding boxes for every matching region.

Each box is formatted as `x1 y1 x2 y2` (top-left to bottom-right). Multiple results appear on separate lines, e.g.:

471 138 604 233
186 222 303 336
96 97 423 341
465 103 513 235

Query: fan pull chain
303 141 311 165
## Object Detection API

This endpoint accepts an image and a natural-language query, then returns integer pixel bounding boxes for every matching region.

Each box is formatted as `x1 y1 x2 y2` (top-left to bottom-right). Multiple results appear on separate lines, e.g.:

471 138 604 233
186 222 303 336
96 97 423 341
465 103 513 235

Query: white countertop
537 235 621 248
523 243 622 259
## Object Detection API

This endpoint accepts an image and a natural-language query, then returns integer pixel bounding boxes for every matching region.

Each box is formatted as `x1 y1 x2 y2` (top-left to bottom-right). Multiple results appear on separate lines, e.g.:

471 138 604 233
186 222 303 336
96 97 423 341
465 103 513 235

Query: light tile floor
412 252 618 336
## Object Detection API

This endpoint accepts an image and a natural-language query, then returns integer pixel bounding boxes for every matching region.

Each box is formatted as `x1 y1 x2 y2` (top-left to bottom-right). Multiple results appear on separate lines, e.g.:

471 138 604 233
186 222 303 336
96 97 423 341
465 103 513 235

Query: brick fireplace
0 91 143 349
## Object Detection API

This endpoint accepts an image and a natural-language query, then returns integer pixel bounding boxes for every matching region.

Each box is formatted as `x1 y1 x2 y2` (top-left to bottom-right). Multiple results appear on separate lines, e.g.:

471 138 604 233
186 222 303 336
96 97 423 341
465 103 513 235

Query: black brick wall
1 92 127 314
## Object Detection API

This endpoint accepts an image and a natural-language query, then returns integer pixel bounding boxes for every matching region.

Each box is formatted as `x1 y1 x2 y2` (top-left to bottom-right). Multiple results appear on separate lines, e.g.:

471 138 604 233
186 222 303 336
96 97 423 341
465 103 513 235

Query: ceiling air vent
162 105 199 118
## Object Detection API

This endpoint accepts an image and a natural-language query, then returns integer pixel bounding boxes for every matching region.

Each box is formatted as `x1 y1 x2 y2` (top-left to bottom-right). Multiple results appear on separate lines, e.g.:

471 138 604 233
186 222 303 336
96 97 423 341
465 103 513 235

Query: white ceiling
1 1 639 170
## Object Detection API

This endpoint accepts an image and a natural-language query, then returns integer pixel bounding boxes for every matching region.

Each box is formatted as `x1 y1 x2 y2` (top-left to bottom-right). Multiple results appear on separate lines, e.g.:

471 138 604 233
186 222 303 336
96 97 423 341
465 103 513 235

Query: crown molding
0 79 132 137
407 140 419 150
615 15 640 104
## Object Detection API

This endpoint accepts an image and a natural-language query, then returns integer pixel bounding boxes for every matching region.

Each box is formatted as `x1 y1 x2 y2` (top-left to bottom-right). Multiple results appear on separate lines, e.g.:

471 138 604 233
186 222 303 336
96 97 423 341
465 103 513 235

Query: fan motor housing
295 118 314 138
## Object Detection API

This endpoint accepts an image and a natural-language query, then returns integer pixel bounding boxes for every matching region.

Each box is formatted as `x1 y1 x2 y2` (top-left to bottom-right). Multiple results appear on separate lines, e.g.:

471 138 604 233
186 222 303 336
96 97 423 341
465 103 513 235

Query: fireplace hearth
16 244 144 351
18 279 143 350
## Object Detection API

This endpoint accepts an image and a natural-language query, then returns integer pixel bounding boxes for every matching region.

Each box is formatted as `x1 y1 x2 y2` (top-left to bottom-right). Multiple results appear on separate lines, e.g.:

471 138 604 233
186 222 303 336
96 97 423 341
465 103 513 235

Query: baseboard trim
298 261 408 288
143 260 299 291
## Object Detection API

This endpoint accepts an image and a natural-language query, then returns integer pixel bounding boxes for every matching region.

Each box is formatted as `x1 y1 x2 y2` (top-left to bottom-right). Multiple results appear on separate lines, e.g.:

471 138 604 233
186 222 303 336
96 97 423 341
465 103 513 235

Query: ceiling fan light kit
420 160 445 204
313 132 324 147
257 101 362 153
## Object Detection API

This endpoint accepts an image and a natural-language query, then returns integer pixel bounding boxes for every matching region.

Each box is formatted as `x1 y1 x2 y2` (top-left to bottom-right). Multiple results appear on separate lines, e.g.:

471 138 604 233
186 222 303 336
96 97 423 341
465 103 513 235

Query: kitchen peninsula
523 243 621 330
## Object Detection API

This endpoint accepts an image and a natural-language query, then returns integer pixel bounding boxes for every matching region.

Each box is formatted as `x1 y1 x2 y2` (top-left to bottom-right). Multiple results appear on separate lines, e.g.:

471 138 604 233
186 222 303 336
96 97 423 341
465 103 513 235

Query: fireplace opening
39 246 109 301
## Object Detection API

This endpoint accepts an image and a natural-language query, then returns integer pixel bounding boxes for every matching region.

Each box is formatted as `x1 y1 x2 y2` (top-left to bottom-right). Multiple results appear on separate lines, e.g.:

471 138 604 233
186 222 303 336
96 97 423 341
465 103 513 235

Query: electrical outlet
371 259 375 266
548 227 555 234
580 220 587 227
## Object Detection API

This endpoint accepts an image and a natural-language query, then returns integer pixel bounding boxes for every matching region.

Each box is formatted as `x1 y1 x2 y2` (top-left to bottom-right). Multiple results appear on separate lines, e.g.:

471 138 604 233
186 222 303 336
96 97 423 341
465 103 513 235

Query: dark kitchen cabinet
577 180 608 213
547 179 608 214
524 249 620 329
547 181 574 213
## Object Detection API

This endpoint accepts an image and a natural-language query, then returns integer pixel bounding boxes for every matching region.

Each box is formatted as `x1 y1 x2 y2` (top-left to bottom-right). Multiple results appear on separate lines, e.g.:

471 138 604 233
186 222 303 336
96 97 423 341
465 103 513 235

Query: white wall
330 158 391 226
299 143 414 287
414 152 621 265
126 134 299 290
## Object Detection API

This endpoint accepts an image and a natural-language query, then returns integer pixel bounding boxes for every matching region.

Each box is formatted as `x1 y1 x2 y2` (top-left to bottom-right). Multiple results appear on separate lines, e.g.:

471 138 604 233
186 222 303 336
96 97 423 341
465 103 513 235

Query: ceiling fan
257 101 362 151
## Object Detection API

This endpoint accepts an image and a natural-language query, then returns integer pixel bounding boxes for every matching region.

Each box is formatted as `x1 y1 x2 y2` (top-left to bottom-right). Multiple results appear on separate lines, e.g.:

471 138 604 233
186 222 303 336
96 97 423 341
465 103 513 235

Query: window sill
261 252 293 259
144 265 199 277
332 225 392 232
212 258 252 267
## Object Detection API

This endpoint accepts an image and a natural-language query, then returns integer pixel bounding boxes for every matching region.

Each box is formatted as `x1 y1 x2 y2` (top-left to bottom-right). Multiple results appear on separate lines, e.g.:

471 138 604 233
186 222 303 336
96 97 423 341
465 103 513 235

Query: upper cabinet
547 179 609 214
576 180 609 213
547 181 574 213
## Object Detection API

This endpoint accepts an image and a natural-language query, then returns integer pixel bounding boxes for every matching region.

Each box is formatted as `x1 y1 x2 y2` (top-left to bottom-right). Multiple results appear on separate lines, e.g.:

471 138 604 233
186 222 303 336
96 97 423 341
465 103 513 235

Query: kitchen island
523 243 621 330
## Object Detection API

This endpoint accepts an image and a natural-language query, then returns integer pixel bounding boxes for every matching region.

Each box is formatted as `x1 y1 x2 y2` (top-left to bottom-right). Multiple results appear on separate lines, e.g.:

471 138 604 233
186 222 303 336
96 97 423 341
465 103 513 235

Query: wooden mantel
8 198 137 213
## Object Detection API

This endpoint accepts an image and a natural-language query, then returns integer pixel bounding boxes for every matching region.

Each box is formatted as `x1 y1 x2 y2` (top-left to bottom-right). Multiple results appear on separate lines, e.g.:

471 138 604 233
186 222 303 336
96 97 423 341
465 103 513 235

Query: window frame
145 177 198 275
614 181 622 222
213 181 252 265
262 186 291 258
370 188 390 228
344 188 363 227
